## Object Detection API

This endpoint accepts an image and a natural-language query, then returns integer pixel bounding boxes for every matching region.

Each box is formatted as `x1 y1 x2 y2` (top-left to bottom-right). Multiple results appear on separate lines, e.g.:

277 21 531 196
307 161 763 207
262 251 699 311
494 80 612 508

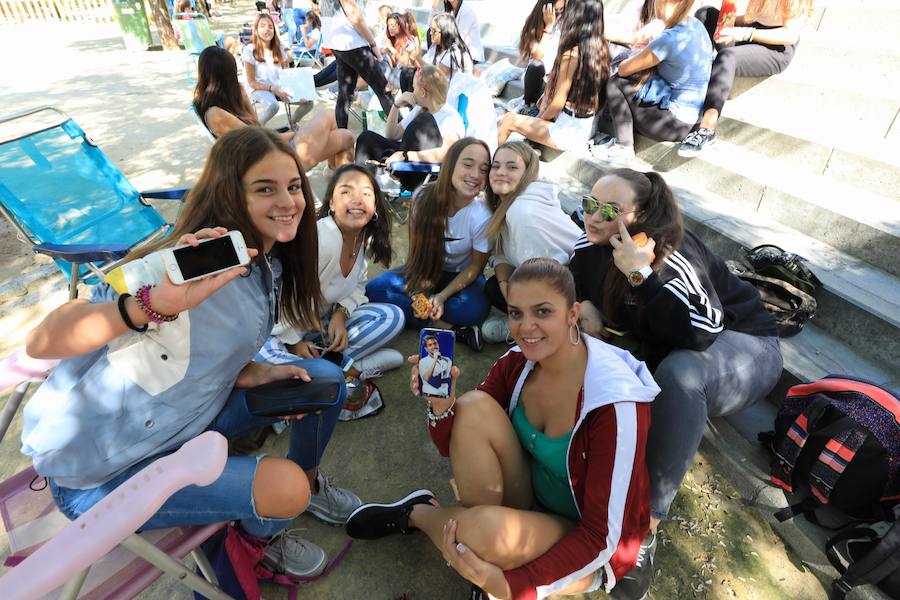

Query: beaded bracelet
135 285 179 325
117 293 148 333
426 399 456 428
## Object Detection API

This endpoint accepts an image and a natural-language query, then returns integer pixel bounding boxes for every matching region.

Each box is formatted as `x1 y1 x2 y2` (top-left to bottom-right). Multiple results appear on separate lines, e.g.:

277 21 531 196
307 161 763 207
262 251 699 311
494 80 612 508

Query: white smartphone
160 231 250 285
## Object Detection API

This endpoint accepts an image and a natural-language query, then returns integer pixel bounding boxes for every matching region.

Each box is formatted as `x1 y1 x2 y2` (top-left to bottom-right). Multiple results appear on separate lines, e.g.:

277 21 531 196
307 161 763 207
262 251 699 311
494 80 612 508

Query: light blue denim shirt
21 256 281 489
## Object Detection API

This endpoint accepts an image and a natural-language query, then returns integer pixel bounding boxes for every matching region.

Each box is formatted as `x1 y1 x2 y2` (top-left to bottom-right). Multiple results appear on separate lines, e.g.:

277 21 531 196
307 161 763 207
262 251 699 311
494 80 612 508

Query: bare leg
294 111 355 171
450 390 533 509
408 503 596 594
497 112 555 147
253 456 311 518
699 107 720 131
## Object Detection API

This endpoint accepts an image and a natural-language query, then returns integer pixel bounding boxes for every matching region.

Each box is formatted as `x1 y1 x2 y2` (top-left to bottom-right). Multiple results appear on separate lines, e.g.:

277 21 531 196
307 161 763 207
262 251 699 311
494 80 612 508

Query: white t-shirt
400 103 466 142
443 197 491 272
424 45 473 76
242 44 285 88
420 354 452 396
451 3 484 62
320 0 369 51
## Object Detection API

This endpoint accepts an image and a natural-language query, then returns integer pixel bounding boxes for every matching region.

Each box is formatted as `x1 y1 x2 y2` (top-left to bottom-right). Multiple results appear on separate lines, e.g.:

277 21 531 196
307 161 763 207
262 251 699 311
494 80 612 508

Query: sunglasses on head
581 195 636 222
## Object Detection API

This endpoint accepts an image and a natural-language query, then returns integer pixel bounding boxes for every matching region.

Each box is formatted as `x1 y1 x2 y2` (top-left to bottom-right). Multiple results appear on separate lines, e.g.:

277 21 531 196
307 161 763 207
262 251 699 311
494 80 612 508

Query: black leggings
695 6 797 117
523 62 546 105
604 75 694 147
332 46 394 129
354 111 443 165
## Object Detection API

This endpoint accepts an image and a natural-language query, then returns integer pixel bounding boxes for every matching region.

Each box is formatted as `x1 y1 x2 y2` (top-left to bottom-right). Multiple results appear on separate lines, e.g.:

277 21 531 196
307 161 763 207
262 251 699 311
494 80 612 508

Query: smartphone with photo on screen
418 328 455 398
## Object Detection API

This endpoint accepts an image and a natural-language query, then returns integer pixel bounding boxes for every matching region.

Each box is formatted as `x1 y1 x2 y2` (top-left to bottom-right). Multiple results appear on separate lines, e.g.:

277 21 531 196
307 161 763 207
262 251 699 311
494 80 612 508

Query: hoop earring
569 322 581 346
372 210 379 222
328 208 334 217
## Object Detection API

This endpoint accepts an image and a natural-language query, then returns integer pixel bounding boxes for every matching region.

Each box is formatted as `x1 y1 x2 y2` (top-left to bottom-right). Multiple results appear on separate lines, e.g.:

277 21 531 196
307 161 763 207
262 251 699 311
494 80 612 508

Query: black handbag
244 375 343 417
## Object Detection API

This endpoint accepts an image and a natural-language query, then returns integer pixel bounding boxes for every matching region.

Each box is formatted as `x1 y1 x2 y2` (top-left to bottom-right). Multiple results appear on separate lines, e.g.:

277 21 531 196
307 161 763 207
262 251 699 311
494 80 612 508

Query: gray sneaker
261 529 327 578
306 472 362 524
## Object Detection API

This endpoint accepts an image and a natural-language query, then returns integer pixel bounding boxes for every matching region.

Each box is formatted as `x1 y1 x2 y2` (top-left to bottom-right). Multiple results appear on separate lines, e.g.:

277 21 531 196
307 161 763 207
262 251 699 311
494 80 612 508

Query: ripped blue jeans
50 357 345 539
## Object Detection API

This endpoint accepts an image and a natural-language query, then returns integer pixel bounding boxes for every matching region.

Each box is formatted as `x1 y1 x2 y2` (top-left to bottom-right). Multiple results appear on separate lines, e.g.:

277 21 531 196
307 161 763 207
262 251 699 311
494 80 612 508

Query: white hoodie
493 180 583 268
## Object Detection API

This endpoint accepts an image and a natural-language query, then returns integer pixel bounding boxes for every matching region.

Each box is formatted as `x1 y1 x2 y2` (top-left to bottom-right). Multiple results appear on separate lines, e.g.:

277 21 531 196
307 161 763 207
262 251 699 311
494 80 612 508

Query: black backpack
743 244 823 296
826 507 900 599
761 375 900 525
726 260 817 337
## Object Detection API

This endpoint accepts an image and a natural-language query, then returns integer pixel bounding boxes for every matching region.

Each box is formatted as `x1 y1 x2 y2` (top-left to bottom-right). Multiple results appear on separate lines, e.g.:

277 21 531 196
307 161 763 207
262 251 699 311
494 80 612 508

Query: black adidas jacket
569 230 778 366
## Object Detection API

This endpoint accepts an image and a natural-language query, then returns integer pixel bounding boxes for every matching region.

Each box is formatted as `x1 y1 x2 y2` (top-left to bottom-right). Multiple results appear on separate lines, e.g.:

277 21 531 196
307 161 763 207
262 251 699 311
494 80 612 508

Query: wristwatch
628 265 654 287
332 303 351 320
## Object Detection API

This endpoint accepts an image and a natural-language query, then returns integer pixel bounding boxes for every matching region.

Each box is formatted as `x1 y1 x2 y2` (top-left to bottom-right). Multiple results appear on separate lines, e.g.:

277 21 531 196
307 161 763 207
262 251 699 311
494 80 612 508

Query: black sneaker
456 325 483 352
678 127 716 157
468 583 488 599
345 489 436 539
610 531 657 600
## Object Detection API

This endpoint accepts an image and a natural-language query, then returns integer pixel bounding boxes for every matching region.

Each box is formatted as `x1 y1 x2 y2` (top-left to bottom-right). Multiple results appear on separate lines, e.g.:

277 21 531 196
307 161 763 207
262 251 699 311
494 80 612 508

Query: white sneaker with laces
353 348 404 380
481 316 511 344
306 472 362 524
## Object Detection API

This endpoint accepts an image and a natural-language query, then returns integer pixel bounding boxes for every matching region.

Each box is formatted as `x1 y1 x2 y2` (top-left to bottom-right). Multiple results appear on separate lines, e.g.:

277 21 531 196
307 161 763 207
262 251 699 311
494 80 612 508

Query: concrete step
648 137 900 277
542 154 900 385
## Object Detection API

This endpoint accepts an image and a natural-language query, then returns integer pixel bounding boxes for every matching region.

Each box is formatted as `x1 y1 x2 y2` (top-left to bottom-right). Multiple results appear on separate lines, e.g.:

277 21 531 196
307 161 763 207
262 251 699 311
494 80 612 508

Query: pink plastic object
0 431 228 600
0 349 58 391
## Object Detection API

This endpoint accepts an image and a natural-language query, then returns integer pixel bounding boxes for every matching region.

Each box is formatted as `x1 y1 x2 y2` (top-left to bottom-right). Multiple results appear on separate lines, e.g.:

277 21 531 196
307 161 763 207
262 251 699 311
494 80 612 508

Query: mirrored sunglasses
581 196 635 222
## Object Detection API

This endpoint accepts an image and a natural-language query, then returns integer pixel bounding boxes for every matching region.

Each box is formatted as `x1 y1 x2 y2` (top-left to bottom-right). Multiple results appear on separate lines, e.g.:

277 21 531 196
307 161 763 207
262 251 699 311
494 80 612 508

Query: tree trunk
147 0 179 50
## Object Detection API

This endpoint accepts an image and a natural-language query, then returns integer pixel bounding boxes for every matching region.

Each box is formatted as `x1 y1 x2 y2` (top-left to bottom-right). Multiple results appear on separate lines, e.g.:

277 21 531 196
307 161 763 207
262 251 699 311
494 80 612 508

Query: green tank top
511 400 580 521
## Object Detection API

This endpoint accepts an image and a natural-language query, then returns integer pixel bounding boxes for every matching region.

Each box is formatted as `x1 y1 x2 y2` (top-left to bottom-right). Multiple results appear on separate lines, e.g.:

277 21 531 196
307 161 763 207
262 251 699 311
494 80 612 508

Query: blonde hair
419 65 449 107
656 0 694 29
744 0 814 23
484 141 540 241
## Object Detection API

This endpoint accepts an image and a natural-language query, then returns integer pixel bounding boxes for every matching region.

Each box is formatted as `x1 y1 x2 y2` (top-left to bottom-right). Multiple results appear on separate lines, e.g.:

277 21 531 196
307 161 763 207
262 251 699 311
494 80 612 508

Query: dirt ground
0 5 827 599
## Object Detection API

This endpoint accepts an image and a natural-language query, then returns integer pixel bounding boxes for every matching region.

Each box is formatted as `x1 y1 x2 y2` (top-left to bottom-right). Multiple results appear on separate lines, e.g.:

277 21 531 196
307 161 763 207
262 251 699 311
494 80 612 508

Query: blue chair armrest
141 187 190 201
33 243 130 264
389 161 441 174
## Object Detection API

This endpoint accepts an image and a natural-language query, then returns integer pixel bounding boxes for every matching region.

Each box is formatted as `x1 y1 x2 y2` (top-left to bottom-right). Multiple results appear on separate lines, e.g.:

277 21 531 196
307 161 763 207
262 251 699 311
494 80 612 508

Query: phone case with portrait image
418 328 455 398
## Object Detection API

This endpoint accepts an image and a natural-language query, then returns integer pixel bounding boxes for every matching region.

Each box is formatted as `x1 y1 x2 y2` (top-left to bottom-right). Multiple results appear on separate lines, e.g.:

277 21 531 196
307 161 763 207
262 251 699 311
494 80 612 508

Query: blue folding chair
292 31 324 68
0 106 187 299
172 12 220 82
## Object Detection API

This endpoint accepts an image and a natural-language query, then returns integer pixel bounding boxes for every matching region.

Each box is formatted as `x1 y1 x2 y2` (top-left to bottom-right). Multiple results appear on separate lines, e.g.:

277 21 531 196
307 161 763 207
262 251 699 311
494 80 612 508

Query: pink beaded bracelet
135 285 179 324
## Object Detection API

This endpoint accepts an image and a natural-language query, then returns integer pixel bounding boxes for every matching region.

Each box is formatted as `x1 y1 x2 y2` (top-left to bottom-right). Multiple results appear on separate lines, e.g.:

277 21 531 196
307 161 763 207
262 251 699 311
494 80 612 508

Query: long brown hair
519 0 552 63
127 127 323 330
404 137 491 294
252 13 287 65
600 169 684 323
484 141 540 242
544 0 609 115
317 164 393 268
194 46 258 127
386 13 413 52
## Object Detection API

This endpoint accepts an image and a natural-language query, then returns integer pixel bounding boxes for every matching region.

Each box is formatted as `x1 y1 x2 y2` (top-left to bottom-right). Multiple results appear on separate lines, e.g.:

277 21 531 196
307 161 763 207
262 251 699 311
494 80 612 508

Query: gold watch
628 265 654 287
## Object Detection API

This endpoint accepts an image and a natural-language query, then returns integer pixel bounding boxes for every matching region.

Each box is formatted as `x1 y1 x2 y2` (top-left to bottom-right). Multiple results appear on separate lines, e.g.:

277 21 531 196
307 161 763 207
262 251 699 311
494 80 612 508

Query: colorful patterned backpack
763 375 900 524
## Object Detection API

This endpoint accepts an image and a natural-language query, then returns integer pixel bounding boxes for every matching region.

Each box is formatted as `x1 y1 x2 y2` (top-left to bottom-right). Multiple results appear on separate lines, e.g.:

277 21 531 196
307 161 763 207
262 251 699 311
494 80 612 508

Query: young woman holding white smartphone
21 127 361 579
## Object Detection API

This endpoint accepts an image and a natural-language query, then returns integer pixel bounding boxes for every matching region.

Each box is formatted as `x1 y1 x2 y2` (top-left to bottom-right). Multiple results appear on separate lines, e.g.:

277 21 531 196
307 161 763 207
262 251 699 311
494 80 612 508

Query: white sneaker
376 171 401 193
353 348 404 380
482 316 511 344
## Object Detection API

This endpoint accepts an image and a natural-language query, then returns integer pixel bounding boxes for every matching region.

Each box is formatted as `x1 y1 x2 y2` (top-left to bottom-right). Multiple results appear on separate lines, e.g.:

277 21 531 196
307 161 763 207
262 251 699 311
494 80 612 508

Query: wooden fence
0 0 113 23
